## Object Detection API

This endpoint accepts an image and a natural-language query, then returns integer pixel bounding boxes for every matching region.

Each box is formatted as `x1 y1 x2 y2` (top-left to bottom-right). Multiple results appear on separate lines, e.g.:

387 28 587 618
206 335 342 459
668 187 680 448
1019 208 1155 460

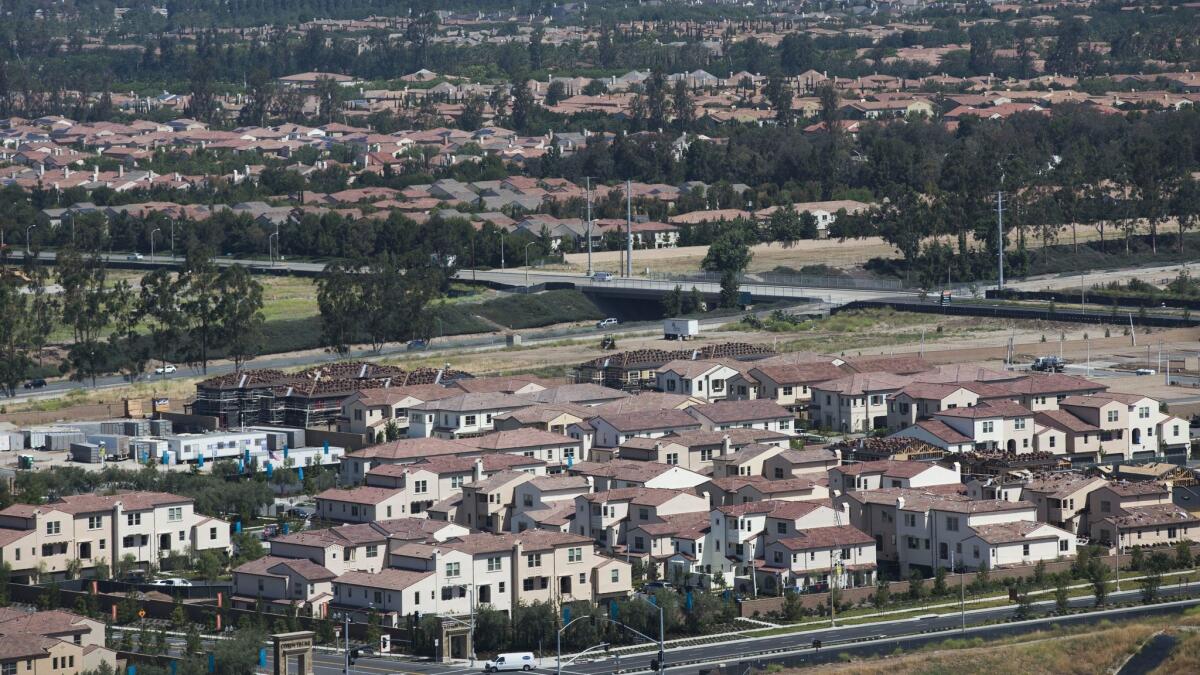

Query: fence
737 544 1200 618
833 299 1200 328
649 270 908 292
990 288 1200 311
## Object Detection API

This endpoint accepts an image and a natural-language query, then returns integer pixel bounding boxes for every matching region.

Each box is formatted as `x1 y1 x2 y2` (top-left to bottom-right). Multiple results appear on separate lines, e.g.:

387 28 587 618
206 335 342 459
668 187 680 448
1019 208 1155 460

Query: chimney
721 434 732 456
118 165 124 177
92 167 98 181
896 496 905 511
953 461 961 477
473 457 484 482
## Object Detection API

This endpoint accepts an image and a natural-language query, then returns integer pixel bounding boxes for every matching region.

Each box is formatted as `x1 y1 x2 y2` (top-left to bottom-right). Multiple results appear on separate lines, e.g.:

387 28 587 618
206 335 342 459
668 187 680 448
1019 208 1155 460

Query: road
253 583 1200 675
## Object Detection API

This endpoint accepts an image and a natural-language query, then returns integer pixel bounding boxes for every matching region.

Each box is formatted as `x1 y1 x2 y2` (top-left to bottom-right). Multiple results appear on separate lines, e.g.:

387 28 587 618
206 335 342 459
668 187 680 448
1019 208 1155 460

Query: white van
483 652 535 672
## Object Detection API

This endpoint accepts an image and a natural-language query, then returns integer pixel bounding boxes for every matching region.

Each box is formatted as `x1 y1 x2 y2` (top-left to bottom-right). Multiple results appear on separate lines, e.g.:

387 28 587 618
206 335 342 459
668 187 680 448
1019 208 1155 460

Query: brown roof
750 362 847 386
0 609 93 638
631 512 710 538
464 470 532 492
529 384 630 404
1022 473 1106 499
520 502 576 527
51 491 192 514
234 555 336 581
334 569 432 591
452 375 560 394
1035 410 1100 434
593 392 697 415
833 460 940 478
935 400 1032 419
1105 480 1170 498
593 409 701 433
718 499 831 519
910 419 973 444
776 525 874 550
571 459 686 483
580 487 695 506
467 429 581 451
1000 374 1105 396
346 384 459 407
494 402 594 425
346 437 478 461
843 355 930 375
969 521 1058 544
1104 504 1200 528
689 399 792 423
658 359 736 379
815 372 911 395
315 486 402 505
413 391 534 412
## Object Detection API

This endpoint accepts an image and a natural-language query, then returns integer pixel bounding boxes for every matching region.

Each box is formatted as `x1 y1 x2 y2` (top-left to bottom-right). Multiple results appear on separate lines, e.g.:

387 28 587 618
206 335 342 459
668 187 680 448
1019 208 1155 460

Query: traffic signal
349 648 361 665
812 639 822 651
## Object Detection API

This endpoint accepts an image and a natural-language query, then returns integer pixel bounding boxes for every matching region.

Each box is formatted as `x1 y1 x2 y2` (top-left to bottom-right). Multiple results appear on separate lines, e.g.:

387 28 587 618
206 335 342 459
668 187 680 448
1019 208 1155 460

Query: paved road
308 583 1200 675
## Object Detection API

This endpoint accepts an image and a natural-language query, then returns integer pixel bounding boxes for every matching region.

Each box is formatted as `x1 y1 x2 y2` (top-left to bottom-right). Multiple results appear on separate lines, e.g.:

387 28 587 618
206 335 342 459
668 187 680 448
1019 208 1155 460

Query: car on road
151 578 193 587
288 505 316 519
483 652 534 672
1031 356 1066 373
155 364 177 374
1135 368 1156 376
23 378 46 390
597 317 619 329
592 271 613 282
127 253 144 260
406 339 428 351
642 581 677 593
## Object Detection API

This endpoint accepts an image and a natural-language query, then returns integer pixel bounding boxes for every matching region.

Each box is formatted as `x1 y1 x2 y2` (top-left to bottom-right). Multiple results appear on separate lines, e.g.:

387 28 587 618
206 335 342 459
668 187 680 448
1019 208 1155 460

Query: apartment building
827 460 961 496
1086 480 1173 536
231 556 336 617
1061 393 1189 460
625 511 710 569
408 393 534 439
0 491 230 580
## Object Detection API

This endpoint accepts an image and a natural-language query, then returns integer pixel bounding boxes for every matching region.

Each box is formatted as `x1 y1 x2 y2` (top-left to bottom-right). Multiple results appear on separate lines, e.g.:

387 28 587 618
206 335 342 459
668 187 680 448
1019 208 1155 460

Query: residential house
810 373 910 433
407 393 534 439
339 385 459 438
762 447 841 479
687 400 796 435
468 428 586 469
314 487 408 523
339 437 479 483
231 556 336 617
575 487 709 550
827 460 961 497
586 410 703 449
456 470 534 533
656 360 741 402
761 526 877 594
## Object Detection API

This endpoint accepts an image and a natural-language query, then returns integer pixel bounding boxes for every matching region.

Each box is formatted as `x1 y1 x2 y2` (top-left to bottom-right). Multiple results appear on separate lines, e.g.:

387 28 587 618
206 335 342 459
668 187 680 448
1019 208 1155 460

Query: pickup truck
1031 356 1066 373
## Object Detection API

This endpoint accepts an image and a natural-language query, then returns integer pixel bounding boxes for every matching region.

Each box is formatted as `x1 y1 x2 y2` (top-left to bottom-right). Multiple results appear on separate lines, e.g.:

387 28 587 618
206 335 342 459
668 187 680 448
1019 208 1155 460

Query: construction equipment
599 334 617 350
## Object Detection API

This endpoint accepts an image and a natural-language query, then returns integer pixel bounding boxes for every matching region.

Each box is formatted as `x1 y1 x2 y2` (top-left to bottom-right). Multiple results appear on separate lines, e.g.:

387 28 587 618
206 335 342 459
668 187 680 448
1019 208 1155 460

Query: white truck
664 318 699 340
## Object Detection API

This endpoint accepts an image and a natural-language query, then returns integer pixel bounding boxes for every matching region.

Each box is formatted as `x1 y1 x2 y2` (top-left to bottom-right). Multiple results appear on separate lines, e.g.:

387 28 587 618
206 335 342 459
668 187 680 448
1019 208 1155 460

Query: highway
264 583 1200 675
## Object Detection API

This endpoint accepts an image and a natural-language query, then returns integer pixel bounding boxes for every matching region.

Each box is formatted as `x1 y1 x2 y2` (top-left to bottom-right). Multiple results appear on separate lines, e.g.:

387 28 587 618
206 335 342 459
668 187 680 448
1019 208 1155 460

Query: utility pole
956 552 965 632
344 612 352 675
997 190 1005 289
586 177 593 277
625 179 633 277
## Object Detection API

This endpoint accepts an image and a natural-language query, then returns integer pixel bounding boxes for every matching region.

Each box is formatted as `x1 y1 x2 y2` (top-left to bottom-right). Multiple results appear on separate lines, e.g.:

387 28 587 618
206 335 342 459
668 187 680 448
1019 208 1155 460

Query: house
1010 473 1108 535
1094 504 1200 550
569 458 709 492
0 608 116 675
493 402 594 435
339 437 479 483
456 470 535 533
762 447 842 479
707 500 842 589
339 385 459 438
408 393 534 439
711 443 788 478
528 384 631 407
1086 481 1173 539
314 487 408 523
687 400 796 435
575 487 710 550
625 511 710 574
890 419 975 453
930 401 1038 453
761 526 877 594
331 569 434 625
468 428 586 469
586 410 703 449
887 381 1016 430
511 476 591 533
0 491 230 581
810 373 911 433
614 428 790 472
656 360 741 401
364 454 546 515
827 460 961 496
231 556 337 617
737 362 847 411
709 475 829 505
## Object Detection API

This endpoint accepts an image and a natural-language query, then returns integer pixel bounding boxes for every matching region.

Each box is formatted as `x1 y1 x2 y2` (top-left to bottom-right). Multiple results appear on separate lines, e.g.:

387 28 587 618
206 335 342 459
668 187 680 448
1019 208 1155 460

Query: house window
127 513 142 526
527 554 542 567
46 521 60 535
1101 500 1111 514
666 453 679 466
973 545 980 559
568 547 583 562
639 508 649 521
1138 406 1150 419
366 545 379 558
782 386 794 397
634 536 645 550
903 514 916 527
168 507 183 522
946 516 959 532
451 476 464 489
666 380 677 392
487 557 503 572
498 582 506 593
415 480 428 494
210 527 217 540
1022 544 1030 557
611 569 620 583
446 562 460 577
777 522 787 534
523 579 535 591
700 449 713 461
870 395 883 405
1059 539 1069 552
1108 410 1118 422
774 468 784 479
1049 436 1056 448
982 421 994 433
1014 418 1026 430
87 516 103 530
464 415 477 427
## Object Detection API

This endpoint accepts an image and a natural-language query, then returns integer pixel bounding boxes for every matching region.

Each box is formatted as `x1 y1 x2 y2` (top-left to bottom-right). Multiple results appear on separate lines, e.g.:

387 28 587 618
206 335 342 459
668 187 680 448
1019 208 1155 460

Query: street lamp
498 231 506 269
25 223 37 255
150 228 161 260
632 593 666 673
524 242 537 287
170 220 177 259
268 231 279 265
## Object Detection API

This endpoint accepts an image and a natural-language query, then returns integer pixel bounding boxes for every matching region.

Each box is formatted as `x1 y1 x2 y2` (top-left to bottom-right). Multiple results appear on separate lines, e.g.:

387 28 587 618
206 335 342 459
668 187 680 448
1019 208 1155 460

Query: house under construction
572 342 775 391
191 362 472 429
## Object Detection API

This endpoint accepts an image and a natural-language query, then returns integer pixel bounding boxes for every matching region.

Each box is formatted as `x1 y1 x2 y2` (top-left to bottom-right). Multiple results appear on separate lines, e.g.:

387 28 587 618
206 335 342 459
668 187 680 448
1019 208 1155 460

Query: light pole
170 220 176 259
498 231 505 269
343 611 352 675
952 551 964 632
25 223 37 254
1115 538 1123 592
632 593 665 672
268 231 279 265
150 228 161 260
524 242 536 287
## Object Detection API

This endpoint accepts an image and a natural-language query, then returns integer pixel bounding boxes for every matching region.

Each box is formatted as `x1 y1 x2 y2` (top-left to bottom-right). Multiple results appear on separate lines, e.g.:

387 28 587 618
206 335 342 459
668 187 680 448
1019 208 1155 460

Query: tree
58 249 114 387
816 84 840 132
0 278 35 396
1012 580 1033 619
1054 572 1071 613
510 79 535 134
661 285 683 317
907 569 926 601
196 550 223 583
1130 546 1145 572
545 81 567 107
1088 559 1110 606
672 79 694 131
314 76 344 125
139 269 184 374
213 265 265 372
1140 552 1172 603
179 251 221 374
643 71 668 131
932 566 948 597
764 76 793 126
316 261 364 355
873 579 890 608
781 589 804 621
701 227 753 308
769 205 802 246
1176 540 1194 569
459 95 486 131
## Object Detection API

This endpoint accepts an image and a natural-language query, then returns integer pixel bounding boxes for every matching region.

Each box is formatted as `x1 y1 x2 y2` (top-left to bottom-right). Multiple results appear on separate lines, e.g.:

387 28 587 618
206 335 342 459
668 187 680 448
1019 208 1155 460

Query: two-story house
656 360 741 402
686 399 796 435
339 384 459 438
408 393 535 439
232 556 337 617
575 487 709 550
827 460 961 497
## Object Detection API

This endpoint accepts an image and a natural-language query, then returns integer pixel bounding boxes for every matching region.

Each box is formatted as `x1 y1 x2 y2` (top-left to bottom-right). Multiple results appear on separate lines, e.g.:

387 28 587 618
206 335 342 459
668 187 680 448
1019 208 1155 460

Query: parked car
406 339 428 351
643 581 676 593
155 364 177 374
483 652 534 672
23 378 46 390
1135 368 1156 376
151 578 193 587
596 317 619 329
592 271 613 282
127 253 144 260
288 506 316 519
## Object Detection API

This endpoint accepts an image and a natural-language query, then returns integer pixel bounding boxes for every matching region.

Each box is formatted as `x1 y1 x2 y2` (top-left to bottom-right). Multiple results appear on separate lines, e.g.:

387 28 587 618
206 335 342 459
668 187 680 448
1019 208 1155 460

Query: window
1059 539 1069 552
982 421 994 433
487 557 503 572
1108 410 1119 422
906 537 919 550
774 467 784 479
178 530 186 541
665 453 679 466
210 527 217 540
1049 436 1057 448
523 578 535 591
639 508 649 521
666 379 677 392
1014 418 1026 430
122 535 136 548
973 545 980 559
1138 406 1150 419
870 395 883 406
777 522 787 534
127 513 142 526
527 554 542 567
366 545 379 558
446 562 460 577
498 582 505 594
451 476 464 489
611 569 620 583
634 536 645 550
903 513 916 528
568 547 583 563
45 521 60 535
415 480 428 494
464 415 477 426
782 386 794 397
946 516 959 532
87 516 103 530
1022 543 1030 557
168 506 183 522
700 448 713 462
